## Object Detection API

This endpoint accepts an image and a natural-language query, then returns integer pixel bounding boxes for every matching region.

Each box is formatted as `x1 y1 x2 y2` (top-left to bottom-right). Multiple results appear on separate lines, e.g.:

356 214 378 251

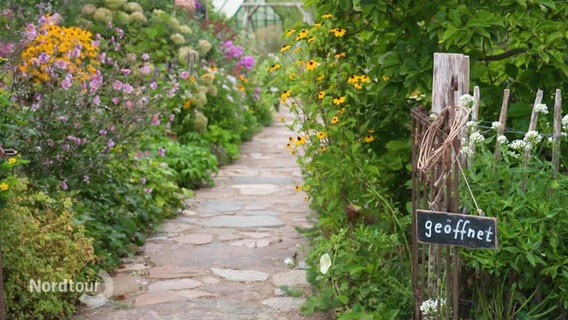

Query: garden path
75 108 326 320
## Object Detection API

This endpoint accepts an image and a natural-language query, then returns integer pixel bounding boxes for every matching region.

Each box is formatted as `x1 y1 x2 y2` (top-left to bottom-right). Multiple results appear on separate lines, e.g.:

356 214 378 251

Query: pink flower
142 53 150 61
61 73 73 90
151 114 160 126
61 179 68 190
54 59 67 69
107 139 115 148
24 24 37 41
112 80 123 90
150 81 157 90
140 66 150 75
122 83 133 94
180 70 190 79
112 97 120 104
93 95 101 106
175 0 196 11
159 147 165 157
121 68 131 76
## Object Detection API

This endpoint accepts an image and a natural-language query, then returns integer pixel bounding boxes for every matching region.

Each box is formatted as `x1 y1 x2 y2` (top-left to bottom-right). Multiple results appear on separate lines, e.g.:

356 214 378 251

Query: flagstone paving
75 110 329 320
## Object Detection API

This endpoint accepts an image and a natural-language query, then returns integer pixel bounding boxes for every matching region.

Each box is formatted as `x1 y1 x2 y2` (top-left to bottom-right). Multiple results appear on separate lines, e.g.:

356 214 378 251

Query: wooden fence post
494 89 510 160
432 53 470 114
552 89 562 179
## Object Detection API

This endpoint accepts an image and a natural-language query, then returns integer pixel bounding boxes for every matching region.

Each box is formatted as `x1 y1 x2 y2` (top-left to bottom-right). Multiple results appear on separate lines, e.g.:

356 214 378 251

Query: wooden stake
467 86 480 168
552 89 562 179
524 90 543 160
432 53 470 114
494 89 510 160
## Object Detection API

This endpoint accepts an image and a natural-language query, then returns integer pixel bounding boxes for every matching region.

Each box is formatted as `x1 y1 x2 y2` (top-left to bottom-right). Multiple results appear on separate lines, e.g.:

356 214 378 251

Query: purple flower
112 97 120 105
91 39 100 47
238 55 255 70
180 70 190 79
93 95 101 106
107 139 115 148
142 53 150 61
99 52 106 63
83 175 90 183
122 83 133 94
61 74 73 90
38 52 50 64
159 147 165 157
140 177 146 185
47 139 54 147
121 68 131 76
151 114 160 126
115 27 125 39
64 144 70 151
169 114 175 122
58 115 68 122
144 188 153 194
54 59 67 69
126 100 134 109
61 179 68 190
112 80 123 90
99 129 107 135
24 24 37 41
140 66 150 75
150 81 158 90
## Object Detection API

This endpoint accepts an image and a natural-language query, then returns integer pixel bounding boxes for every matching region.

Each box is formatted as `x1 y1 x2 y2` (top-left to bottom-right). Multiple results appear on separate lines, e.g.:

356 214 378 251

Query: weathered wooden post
431 53 470 114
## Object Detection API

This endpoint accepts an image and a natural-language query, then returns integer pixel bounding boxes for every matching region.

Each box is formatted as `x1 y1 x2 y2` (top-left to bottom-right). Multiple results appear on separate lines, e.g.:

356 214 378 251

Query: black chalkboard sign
416 210 498 249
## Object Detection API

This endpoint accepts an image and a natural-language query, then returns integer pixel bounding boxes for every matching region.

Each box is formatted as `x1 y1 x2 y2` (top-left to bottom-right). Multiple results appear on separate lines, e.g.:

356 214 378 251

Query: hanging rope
416 105 471 173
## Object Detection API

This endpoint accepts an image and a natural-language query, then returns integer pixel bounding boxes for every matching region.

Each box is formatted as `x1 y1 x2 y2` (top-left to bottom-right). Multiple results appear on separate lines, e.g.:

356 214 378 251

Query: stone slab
134 291 186 307
148 265 202 279
239 232 271 239
261 297 305 312
230 239 270 248
147 278 201 292
210 268 269 282
111 276 146 298
172 233 213 245
272 270 308 287
231 176 293 185
230 184 279 195
197 200 243 212
203 216 285 228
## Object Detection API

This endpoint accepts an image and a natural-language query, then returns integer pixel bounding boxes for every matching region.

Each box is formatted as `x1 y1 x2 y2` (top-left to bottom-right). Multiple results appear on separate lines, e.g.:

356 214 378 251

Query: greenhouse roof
212 0 243 19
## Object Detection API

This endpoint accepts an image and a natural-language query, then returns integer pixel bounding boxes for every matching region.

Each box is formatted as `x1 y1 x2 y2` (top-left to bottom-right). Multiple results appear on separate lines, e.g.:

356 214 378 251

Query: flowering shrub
274 13 412 318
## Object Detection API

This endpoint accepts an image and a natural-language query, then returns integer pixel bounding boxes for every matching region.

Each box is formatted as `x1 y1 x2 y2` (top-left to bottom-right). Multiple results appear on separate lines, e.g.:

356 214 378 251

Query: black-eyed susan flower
280 44 292 52
348 75 359 84
317 74 325 81
320 145 327 152
296 136 306 146
286 143 292 149
353 83 362 90
306 60 318 71
304 195 309 201
289 73 296 80
313 23 321 28
237 84 245 91
307 36 316 43
332 28 346 37
321 13 333 19
294 47 302 53
269 64 281 72
368 129 375 133
331 116 339 124
285 29 297 37
295 29 309 41
332 96 346 105
337 107 345 115
360 74 370 82
288 136 295 143
295 185 302 192
318 91 325 99
334 52 346 59
382 75 390 81
364 135 375 143
317 131 327 139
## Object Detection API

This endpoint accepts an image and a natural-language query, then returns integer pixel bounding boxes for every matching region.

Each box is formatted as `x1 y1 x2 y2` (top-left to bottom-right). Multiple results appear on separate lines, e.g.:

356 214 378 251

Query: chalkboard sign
416 210 498 249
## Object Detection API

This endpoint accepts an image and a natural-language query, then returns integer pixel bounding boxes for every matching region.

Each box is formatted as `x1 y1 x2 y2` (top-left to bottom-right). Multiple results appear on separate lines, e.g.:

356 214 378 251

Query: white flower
465 120 477 130
534 103 549 114
319 253 332 275
469 131 485 144
508 151 520 159
420 298 446 319
562 115 568 131
497 135 508 145
461 145 474 158
458 94 474 108
284 257 295 267
524 130 542 144
509 139 527 151
491 121 501 131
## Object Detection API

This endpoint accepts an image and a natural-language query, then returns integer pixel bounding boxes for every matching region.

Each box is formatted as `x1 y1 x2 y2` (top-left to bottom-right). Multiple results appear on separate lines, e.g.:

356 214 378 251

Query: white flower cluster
420 298 446 320
458 94 474 108
469 131 485 144
562 115 568 131
533 103 549 114
524 130 542 144
491 121 501 131
509 139 528 151
497 135 508 144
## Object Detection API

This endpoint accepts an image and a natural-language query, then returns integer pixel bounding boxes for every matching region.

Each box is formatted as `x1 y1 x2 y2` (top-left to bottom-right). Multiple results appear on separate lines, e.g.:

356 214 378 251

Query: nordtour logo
29 270 113 308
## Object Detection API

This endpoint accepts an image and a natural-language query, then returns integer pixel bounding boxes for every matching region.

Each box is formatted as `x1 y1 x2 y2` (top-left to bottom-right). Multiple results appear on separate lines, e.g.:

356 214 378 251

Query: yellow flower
238 74 248 83
294 47 302 53
338 107 346 115
321 13 333 19
295 185 302 192
317 74 325 81
331 28 346 37
208 65 218 72
281 44 292 53
295 59 304 66
304 195 309 201
317 131 327 139
353 83 362 90
289 73 296 80
307 36 316 43
332 96 346 105
281 90 291 102
183 99 192 109
364 135 375 143
286 143 292 149
318 91 325 99
334 52 346 59
368 129 375 133
237 84 245 91
269 64 281 72
285 29 297 37
295 29 309 41
296 136 306 146
288 136 295 143
303 184 311 191
0 182 8 191
320 145 327 152
360 75 370 82
331 116 339 124
306 60 318 71
313 23 321 28
347 75 359 84
382 75 390 81
8 157 16 164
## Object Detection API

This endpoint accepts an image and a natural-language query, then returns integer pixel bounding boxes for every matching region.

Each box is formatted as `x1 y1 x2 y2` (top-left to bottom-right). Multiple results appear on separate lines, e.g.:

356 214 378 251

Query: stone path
75 110 327 320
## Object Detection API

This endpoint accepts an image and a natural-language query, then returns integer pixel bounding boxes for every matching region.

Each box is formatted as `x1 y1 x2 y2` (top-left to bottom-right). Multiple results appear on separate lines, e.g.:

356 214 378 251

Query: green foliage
459 126 568 318
2 179 95 319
